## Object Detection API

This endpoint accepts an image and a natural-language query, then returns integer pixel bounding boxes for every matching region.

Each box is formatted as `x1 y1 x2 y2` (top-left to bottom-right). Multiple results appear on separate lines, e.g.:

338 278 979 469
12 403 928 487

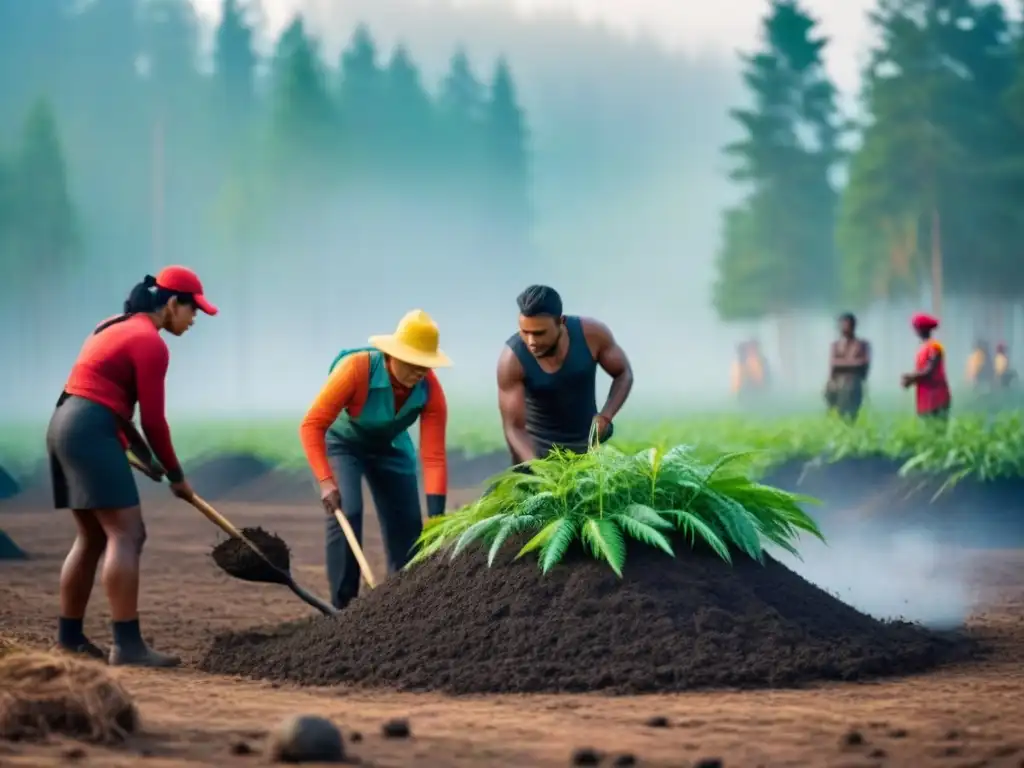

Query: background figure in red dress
900 312 951 421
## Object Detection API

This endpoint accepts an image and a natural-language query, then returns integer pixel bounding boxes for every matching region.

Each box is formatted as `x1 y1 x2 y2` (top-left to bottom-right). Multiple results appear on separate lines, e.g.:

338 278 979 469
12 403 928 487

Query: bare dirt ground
2 487 1023 767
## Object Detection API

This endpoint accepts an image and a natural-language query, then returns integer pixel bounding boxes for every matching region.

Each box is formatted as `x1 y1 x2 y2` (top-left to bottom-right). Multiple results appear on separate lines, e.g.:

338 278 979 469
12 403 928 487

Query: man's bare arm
583 319 634 422
850 340 871 366
831 340 871 375
496 347 537 462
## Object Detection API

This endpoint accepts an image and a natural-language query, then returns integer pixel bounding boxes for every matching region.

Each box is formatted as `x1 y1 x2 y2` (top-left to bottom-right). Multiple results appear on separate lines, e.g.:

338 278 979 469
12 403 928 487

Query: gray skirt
46 395 140 511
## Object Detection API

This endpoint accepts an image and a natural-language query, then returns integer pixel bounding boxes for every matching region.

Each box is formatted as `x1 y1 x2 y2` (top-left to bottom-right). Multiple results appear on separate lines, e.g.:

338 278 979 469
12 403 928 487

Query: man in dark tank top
497 285 634 462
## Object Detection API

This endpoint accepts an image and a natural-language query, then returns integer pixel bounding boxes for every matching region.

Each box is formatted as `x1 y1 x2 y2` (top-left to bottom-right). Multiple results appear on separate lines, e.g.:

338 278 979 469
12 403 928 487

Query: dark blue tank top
506 316 599 457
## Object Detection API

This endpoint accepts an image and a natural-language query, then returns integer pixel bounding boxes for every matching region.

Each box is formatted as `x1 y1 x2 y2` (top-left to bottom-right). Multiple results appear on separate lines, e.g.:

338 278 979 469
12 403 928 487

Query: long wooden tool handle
189 493 244 539
127 454 268 567
126 455 338 616
333 509 377 589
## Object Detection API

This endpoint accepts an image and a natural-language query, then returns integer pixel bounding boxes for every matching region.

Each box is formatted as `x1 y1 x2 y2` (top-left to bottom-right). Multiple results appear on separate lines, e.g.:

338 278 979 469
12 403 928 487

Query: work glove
426 494 447 518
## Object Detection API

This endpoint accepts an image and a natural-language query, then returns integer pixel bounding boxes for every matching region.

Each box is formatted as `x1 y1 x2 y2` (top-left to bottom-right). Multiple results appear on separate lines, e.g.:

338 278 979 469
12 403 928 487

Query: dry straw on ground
0 644 138 744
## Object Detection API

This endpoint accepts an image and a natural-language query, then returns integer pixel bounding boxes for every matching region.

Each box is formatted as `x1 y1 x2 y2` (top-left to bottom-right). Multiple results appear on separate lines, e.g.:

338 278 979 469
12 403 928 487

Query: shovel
127 453 338 617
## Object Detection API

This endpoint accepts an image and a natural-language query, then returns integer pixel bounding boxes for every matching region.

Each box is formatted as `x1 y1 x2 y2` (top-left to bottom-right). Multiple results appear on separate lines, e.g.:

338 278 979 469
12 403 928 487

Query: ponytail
124 274 159 314
93 275 167 335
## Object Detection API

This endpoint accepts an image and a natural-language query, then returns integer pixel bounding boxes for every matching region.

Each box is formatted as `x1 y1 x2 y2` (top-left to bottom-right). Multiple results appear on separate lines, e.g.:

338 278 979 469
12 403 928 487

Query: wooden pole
930 207 943 318
152 114 164 271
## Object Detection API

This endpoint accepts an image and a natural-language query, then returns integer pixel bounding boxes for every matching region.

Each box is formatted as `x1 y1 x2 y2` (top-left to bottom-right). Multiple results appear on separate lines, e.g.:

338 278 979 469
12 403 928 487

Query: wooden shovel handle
127 454 265 566
188 493 244 539
333 509 377 589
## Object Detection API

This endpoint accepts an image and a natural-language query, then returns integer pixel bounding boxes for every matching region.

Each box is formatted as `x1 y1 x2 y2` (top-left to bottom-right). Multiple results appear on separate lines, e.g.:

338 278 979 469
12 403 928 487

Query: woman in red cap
900 312 951 420
46 266 217 667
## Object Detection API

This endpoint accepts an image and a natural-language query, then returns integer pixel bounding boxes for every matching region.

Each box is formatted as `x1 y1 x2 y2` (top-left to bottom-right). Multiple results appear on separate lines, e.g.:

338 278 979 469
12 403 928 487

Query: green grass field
3 399 1024 484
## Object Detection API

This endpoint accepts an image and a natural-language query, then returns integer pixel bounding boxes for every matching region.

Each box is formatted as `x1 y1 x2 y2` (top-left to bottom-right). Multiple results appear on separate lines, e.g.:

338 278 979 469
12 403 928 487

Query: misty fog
0 0 1005 423
775 524 974 629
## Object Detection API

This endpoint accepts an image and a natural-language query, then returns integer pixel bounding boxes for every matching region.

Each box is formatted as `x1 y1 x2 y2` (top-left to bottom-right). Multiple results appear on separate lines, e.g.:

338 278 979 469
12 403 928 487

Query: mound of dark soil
199 538 976 694
0 465 19 501
184 453 274 501
216 468 313 504
0 530 27 560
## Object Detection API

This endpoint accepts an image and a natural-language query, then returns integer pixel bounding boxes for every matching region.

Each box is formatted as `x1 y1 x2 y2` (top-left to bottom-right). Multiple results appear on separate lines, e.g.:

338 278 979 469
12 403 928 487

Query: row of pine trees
715 0 1024 335
0 0 533 305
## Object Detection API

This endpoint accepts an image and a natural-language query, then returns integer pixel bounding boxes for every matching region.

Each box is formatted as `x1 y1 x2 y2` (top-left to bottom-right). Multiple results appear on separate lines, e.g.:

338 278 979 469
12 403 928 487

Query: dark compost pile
199 539 977 694
210 526 291 583
0 530 27 560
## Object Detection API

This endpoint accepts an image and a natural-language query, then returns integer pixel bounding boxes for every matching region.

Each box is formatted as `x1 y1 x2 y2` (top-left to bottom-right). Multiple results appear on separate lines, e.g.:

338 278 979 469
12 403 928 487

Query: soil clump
200 537 977 694
210 526 291 583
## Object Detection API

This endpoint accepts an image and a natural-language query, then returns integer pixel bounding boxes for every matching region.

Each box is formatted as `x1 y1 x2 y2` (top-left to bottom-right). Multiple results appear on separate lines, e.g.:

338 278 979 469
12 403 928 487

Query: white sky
190 0 878 92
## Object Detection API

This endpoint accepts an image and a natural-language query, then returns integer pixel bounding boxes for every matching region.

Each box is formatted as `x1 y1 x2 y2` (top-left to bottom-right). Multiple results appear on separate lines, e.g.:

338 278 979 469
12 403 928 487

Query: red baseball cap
911 312 938 331
155 265 218 316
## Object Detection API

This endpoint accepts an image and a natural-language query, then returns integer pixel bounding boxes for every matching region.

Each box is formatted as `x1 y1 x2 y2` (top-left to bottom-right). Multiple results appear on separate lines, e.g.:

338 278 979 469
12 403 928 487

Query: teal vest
326 347 428 472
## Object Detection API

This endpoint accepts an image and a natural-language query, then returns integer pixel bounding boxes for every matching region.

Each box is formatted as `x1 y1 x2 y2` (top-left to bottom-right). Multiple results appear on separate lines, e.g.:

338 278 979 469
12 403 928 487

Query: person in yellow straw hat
299 309 452 610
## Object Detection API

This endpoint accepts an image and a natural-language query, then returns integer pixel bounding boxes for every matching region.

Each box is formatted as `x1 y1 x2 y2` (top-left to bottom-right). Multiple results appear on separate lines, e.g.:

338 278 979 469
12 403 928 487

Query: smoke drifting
776 521 975 630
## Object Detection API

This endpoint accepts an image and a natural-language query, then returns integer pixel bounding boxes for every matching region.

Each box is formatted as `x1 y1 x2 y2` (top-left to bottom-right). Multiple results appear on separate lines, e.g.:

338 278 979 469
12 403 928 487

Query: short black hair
517 285 562 318
838 312 856 328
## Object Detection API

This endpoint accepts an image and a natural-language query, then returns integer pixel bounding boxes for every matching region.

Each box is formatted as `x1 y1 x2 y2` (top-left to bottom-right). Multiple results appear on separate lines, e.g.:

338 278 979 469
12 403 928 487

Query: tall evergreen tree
932 0 1015 305
713 0 841 377
337 24 385 177
437 48 485 176
12 99 78 282
837 0 1013 316
213 0 258 125
268 16 335 184
435 46 486 238
0 149 13 286
482 57 532 261
380 43 434 181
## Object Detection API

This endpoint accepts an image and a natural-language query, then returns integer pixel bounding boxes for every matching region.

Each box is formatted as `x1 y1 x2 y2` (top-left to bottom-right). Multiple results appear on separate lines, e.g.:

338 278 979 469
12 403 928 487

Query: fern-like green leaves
406 443 824 576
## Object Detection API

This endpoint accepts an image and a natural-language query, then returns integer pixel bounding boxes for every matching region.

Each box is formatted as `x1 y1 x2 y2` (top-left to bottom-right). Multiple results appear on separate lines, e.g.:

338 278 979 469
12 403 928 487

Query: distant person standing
966 339 993 391
994 342 1016 389
824 312 871 421
497 285 633 462
901 313 951 421
731 339 769 401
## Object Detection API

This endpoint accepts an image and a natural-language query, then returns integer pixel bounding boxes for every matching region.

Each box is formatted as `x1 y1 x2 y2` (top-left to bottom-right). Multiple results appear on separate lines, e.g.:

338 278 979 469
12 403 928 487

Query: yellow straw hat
369 309 452 369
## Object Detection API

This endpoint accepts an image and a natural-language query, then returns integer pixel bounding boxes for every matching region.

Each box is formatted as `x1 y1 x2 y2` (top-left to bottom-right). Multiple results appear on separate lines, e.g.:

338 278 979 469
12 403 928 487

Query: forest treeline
0 0 531 301
714 0 1024 340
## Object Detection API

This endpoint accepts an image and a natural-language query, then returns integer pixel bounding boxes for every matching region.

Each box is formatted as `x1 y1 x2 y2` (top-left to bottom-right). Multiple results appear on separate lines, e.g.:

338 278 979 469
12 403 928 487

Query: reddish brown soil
1 484 1023 766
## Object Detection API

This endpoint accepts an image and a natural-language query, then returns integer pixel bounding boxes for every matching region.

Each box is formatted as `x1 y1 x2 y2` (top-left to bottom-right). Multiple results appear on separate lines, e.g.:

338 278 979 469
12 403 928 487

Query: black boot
55 617 106 660
107 619 180 668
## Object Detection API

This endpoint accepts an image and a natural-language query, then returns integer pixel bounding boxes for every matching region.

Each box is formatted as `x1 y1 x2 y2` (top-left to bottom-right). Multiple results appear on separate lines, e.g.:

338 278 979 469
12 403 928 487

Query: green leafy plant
408 433 824 576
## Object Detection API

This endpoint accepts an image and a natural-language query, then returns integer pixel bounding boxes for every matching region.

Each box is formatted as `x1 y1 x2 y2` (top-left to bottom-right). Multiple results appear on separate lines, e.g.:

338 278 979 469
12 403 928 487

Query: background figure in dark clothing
825 312 871 422
497 285 633 463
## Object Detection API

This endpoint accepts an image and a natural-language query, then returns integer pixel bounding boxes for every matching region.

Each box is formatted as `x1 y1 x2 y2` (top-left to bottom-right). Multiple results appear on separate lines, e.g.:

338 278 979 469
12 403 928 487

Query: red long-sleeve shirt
63 314 183 477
